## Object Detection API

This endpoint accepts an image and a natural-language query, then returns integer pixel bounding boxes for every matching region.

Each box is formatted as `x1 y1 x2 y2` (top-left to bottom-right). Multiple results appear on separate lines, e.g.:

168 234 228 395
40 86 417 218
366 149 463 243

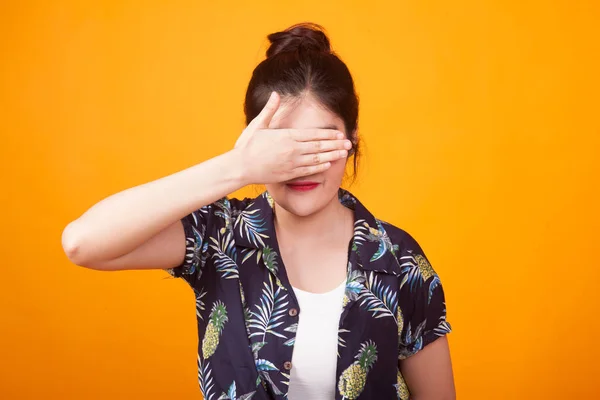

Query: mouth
286 181 320 192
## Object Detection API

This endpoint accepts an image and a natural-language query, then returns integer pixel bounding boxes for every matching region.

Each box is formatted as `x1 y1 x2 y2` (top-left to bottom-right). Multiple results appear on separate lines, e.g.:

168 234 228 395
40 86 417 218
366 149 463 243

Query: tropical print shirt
165 189 451 400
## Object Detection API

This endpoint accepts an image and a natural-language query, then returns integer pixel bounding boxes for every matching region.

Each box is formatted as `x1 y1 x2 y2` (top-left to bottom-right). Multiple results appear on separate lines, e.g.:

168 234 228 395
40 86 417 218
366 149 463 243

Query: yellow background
1 0 599 398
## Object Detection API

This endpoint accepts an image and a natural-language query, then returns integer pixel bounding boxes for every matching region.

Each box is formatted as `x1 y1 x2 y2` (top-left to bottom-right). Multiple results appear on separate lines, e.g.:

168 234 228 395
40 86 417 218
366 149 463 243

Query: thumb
250 91 280 129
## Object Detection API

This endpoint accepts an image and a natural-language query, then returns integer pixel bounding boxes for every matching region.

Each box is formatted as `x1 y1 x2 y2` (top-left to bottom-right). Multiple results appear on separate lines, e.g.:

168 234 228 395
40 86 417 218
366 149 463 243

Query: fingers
289 128 345 142
296 149 348 166
249 91 281 129
297 139 353 154
291 162 332 177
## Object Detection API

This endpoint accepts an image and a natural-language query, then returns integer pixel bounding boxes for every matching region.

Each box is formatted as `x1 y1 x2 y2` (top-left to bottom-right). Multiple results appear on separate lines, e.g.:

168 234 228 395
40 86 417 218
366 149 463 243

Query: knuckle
313 154 320 164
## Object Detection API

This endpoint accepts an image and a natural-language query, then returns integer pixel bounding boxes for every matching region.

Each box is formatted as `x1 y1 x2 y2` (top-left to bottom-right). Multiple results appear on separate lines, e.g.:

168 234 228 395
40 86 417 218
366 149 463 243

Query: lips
286 181 320 192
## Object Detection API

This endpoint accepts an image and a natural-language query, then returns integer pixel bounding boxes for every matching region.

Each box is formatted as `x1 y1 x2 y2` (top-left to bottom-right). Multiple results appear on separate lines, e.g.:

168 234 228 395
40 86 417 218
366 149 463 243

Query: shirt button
288 308 298 317
283 361 292 370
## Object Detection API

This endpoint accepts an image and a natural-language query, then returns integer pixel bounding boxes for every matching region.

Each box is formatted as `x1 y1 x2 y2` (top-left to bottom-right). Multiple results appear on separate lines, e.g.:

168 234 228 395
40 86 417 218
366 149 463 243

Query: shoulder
377 219 427 257
186 195 261 230
206 194 261 214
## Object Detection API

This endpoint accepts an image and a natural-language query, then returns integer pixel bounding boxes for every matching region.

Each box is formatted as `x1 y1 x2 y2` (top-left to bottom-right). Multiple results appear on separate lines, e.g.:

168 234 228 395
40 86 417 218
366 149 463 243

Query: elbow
61 221 92 268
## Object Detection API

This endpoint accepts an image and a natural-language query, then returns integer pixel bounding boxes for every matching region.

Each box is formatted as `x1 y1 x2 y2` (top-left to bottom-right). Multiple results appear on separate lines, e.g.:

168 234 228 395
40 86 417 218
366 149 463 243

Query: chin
269 183 336 217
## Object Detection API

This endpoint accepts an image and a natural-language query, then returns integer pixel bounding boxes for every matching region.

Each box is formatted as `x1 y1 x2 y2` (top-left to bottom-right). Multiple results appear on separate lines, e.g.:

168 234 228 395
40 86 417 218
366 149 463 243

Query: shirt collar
232 188 401 276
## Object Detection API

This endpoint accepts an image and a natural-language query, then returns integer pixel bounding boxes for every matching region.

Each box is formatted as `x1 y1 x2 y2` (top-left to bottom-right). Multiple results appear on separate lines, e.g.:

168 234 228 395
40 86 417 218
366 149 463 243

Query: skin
401 336 456 399
268 94 456 399
61 91 455 399
266 93 354 293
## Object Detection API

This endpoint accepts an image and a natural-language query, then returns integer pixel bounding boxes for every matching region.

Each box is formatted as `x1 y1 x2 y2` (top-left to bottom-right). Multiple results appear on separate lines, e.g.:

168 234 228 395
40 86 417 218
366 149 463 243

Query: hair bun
266 23 331 58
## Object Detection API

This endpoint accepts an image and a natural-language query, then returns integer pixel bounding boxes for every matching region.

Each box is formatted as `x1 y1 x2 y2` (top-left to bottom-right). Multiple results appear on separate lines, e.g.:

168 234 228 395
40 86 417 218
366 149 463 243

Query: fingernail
341 150 348 157
344 140 352 149
337 132 345 139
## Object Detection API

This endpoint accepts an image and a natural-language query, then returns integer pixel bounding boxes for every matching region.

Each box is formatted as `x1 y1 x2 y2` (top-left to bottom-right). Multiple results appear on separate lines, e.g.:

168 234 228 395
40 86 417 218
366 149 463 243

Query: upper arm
397 231 454 398
399 335 455 399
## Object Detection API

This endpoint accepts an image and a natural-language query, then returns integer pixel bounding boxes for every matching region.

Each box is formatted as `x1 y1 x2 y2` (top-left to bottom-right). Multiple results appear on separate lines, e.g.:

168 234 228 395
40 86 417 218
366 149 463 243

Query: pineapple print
215 198 232 234
396 306 404 337
395 370 410 400
368 226 380 237
202 301 228 359
338 340 378 399
415 254 435 281
342 294 350 308
239 283 246 305
367 222 399 261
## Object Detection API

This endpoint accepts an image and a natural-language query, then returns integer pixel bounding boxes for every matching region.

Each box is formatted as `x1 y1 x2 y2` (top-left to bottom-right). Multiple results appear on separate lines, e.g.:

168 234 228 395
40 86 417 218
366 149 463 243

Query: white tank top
287 279 346 400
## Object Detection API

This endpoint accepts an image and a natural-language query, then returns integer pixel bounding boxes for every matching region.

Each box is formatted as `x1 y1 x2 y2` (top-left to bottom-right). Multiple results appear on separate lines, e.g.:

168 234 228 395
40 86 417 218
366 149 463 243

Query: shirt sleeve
164 203 214 288
397 232 452 360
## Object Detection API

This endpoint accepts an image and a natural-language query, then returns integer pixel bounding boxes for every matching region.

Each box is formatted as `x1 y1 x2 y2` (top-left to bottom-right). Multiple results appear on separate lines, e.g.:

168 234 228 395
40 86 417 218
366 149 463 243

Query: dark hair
244 22 360 180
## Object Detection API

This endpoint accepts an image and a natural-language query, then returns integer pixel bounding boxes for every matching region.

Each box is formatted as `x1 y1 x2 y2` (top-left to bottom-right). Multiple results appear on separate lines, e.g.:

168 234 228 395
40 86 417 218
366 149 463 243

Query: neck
273 193 353 241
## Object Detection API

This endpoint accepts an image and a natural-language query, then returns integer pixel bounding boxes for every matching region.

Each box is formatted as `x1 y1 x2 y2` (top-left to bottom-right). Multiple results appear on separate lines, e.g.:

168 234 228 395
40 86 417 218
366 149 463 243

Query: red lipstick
286 181 320 192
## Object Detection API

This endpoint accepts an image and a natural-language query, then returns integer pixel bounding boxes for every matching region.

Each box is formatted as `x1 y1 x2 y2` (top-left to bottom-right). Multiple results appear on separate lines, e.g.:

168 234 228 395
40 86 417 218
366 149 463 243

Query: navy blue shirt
166 189 451 400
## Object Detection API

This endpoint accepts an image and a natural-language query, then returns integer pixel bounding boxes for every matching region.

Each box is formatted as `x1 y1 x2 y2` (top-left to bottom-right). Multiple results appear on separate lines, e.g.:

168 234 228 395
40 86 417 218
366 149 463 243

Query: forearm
62 149 247 264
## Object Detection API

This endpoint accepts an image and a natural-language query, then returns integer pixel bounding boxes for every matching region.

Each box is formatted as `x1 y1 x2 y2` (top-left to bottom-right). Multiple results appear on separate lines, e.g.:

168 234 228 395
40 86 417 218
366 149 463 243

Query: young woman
62 23 455 400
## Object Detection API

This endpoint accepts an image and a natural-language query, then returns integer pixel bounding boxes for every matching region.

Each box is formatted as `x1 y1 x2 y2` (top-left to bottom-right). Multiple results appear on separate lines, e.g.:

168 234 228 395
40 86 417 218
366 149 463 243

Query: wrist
224 148 252 187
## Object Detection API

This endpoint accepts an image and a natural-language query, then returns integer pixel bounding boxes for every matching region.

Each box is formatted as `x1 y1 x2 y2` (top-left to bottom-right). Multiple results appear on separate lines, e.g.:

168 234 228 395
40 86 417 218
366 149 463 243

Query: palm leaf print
256 369 283 395
337 328 351 357
198 356 216 400
255 359 278 373
218 381 257 400
427 277 441 303
345 270 364 301
198 241 210 270
254 359 282 395
283 323 297 346
399 252 424 290
280 372 291 388
352 220 370 246
399 252 440 302
358 272 398 320
250 341 267 357
398 320 426 360
433 302 452 336
209 231 238 279
174 223 206 277
435 320 451 336
214 198 233 233
194 287 207 320
235 207 268 247
261 246 279 275
339 191 357 208
219 381 236 400
240 248 262 265
243 304 253 337
178 206 210 273
248 275 289 341
367 221 399 262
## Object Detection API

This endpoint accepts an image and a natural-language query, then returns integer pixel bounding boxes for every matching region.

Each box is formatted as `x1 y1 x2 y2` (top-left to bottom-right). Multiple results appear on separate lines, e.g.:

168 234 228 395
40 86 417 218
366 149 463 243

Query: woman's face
265 93 351 217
